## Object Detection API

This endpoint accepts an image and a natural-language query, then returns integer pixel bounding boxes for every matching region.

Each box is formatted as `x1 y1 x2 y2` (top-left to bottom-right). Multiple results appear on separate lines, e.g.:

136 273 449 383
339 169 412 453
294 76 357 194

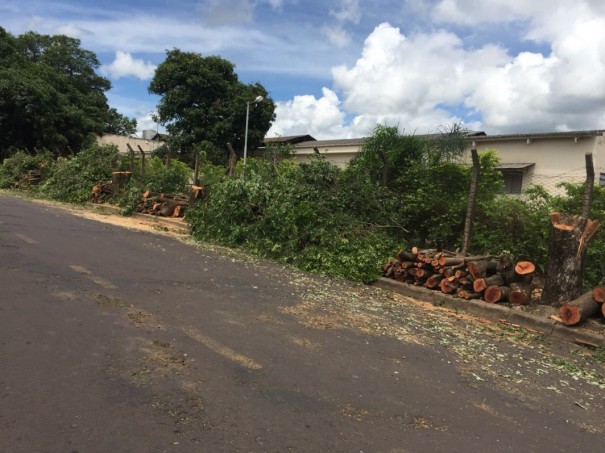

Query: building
470 130 605 195
279 129 605 195
96 130 166 155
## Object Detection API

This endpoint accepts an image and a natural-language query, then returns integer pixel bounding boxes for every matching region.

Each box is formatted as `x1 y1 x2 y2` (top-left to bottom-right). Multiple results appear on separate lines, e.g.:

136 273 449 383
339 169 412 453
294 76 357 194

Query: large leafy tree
0 27 134 158
149 49 275 163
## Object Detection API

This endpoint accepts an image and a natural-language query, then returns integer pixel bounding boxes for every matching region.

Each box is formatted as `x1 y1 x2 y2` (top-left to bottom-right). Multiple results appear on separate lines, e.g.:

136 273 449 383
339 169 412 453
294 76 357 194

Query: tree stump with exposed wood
542 212 599 306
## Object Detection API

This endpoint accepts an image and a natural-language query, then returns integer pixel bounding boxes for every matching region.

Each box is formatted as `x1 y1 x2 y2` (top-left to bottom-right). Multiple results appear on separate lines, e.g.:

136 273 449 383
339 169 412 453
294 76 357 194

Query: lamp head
253 95 264 104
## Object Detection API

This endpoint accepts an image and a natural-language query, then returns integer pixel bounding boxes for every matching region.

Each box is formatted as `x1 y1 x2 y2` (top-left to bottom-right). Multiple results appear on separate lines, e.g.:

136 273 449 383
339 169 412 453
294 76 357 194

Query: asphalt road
1 193 604 452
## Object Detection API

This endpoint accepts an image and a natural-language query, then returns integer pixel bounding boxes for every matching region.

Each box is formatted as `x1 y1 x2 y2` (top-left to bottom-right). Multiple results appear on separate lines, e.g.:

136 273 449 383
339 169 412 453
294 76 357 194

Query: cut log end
592 286 605 304
559 304 581 326
514 261 535 275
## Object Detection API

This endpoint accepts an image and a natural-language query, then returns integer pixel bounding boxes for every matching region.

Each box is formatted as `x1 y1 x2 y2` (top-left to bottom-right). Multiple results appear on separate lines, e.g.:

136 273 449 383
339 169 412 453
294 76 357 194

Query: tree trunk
542 212 600 306
111 171 132 195
559 290 602 326
462 147 480 253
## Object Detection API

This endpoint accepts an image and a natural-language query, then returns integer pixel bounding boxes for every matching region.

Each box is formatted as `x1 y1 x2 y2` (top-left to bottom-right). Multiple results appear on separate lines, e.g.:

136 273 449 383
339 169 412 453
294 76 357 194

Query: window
503 172 523 194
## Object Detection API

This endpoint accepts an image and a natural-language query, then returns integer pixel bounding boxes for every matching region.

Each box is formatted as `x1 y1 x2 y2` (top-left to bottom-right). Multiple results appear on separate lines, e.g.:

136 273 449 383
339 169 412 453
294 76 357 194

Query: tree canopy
0 27 135 158
149 49 275 163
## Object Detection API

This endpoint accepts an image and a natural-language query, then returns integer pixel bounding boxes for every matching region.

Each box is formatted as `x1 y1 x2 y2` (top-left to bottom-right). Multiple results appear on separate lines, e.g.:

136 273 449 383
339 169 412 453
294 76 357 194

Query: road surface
1 193 604 452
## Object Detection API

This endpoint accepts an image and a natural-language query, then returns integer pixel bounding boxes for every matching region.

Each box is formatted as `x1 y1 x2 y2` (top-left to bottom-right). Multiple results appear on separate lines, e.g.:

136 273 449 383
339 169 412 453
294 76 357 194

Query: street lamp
243 95 264 166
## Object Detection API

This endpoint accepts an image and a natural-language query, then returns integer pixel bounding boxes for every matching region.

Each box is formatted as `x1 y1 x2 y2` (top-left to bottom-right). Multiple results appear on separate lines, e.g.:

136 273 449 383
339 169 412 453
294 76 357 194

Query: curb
373 277 605 348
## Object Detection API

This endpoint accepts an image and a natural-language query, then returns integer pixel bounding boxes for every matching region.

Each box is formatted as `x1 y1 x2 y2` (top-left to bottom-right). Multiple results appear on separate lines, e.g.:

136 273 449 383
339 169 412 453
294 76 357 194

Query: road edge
373 277 605 348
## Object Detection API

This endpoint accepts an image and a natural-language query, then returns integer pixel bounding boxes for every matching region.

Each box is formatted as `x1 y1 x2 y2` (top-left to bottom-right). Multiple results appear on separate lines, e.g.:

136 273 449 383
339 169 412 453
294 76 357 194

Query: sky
2 0 605 139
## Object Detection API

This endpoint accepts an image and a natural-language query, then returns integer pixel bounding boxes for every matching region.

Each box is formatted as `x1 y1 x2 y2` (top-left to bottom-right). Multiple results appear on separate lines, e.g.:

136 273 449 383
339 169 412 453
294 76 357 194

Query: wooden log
473 274 504 293
467 260 498 279
514 261 536 275
440 278 458 294
425 273 445 289
592 286 605 303
397 249 418 262
457 289 481 300
542 212 600 306
484 286 510 304
603 303 605 319
559 290 602 326
509 283 531 305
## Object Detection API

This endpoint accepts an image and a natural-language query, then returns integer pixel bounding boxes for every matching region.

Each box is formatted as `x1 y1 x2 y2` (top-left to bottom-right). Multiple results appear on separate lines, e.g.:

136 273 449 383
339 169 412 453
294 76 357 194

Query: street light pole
243 95 263 167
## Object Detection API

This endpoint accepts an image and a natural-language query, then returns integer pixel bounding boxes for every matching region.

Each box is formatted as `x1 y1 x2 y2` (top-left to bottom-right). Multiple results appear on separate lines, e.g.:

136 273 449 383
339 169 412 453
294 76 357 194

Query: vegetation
0 28 136 159
149 49 275 164
0 29 601 287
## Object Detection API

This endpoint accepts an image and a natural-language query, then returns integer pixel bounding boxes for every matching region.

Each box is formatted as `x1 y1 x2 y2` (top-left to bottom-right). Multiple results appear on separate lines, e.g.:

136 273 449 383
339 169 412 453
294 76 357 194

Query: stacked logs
90 182 113 204
135 186 203 218
16 170 42 189
383 247 535 304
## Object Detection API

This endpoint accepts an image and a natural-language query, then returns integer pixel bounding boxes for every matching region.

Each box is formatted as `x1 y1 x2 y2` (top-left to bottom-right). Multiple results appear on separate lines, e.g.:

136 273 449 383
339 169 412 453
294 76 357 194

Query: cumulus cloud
273 4 605 137
331 23 508 132
267 88 349 139
101 51 157 80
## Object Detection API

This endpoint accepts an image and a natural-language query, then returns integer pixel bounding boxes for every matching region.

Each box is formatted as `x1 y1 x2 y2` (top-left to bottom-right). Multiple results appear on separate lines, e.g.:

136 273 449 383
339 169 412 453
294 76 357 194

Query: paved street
1 193 604 452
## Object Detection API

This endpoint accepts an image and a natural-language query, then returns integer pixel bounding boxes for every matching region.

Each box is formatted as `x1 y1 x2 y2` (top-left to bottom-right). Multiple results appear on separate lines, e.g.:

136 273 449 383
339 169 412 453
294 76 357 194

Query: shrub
0 150 54 189
38 143 120 203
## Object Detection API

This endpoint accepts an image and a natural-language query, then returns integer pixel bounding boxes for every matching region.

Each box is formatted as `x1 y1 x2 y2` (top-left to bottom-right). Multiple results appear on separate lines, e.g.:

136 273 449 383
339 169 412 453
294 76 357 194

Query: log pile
135 186 203 218
16 170 42 189
382 247 536 304
90 182 113 204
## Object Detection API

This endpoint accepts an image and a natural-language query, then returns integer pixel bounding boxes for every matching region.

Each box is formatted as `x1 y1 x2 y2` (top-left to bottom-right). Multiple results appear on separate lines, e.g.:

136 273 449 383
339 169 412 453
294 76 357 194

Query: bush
38 143 120 203
0 150 54 189
187 156 402 283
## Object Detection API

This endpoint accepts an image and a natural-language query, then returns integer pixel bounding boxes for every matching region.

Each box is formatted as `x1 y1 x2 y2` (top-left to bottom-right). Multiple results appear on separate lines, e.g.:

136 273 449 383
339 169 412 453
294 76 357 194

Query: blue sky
3 0 605 138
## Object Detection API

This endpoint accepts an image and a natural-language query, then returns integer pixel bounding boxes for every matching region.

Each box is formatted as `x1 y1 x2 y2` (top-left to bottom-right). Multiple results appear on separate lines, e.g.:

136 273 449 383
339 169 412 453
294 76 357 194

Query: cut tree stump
111 171 132 195
542 212 599 307
559 290 602 326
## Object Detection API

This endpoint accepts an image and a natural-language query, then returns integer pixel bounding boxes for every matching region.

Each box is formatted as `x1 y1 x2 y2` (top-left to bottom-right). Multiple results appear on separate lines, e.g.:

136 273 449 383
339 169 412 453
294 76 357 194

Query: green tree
0 28 120 158
103 107 137 136
149 49 275 164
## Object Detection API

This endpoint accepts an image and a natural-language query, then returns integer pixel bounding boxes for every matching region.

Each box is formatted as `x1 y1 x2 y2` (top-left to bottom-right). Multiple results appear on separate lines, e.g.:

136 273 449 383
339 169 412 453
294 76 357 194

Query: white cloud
330 0 362 24
101 51 157 80
267 88 349 139
331 23 508 131
322 25 352 47
56 23 91 38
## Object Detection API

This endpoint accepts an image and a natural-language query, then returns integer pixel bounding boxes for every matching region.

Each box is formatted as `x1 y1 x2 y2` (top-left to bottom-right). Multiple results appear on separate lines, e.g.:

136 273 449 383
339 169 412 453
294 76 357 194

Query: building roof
264 135 316 144
497 163 535 170
473 129 605 141
295 137 367 148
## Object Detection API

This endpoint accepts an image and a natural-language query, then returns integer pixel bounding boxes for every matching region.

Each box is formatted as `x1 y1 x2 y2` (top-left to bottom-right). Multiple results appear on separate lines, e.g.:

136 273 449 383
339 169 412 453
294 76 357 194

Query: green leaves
149 49 275 163
0 27 121 157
